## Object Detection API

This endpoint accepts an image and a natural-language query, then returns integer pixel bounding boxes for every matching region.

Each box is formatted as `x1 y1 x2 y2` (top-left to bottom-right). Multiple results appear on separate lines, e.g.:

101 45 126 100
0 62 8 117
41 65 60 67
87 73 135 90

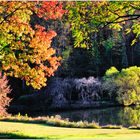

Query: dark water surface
32 106 140 126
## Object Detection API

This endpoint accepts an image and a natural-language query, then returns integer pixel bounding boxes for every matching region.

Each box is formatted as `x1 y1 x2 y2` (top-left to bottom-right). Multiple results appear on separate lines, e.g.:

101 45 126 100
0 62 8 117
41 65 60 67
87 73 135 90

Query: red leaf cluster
35 2 66 20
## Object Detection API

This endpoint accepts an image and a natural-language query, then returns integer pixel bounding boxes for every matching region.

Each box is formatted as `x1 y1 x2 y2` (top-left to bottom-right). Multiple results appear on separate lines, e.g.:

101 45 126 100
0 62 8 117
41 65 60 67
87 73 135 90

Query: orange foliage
0 2 66 89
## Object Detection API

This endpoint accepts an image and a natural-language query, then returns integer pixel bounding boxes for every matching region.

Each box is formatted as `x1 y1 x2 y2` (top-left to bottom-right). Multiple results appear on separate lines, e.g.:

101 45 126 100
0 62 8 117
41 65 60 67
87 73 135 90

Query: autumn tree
0 1 66 89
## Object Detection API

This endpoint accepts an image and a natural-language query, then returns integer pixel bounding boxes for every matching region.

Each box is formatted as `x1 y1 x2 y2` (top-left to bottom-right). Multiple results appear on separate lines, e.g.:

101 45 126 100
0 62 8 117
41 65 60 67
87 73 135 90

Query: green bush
105 67 119 77
102 67 120 100
103 66 140 106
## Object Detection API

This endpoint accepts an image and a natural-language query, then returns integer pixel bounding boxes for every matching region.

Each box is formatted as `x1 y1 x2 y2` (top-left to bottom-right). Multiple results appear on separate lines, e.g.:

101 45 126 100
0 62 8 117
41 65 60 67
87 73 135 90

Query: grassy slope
0 121 140 140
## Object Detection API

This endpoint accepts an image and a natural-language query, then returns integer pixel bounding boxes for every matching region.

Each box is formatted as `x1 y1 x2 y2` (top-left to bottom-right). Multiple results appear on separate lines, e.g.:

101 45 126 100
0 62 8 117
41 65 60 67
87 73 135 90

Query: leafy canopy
66 1 140 48
0 1 66 89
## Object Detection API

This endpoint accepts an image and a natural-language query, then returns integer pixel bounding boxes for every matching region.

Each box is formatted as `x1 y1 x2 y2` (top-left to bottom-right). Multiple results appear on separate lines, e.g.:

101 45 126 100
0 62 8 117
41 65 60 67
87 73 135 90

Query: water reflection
118 106 140 126
40 106 140 126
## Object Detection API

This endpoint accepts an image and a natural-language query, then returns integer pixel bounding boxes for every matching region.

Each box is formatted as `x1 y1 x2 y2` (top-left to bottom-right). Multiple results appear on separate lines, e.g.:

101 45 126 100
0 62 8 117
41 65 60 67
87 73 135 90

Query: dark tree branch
97 14 140 30
107 16 140 25
0 4 23 24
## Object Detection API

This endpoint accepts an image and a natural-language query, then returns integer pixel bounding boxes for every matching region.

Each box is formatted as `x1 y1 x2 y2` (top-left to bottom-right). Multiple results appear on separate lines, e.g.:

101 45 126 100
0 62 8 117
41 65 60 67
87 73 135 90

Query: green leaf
131 39 137 46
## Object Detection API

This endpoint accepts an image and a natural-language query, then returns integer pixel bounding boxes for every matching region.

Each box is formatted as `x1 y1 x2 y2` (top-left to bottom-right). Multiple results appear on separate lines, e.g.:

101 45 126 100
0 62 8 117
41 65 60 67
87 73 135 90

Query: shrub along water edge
0 114 123 129
102 66 140 106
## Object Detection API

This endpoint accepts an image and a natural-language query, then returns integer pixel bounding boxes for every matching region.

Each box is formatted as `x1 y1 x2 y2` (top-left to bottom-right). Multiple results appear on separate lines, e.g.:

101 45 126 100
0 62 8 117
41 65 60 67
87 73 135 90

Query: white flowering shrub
47 77 102 103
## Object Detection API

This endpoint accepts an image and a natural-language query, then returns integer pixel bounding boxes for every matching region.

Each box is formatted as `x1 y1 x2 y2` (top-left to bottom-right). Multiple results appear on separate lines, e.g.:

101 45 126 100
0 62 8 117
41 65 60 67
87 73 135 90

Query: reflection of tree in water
51 107 121 125
118 107 140 126
49 107 140 126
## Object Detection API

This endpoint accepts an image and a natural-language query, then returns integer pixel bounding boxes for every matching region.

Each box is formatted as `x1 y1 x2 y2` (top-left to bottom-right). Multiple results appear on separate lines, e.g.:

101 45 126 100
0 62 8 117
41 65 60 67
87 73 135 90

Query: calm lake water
33 106 140 126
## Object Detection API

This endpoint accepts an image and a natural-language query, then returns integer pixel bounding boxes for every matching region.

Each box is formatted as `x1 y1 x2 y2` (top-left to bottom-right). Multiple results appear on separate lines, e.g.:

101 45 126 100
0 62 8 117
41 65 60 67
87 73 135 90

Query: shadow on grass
0 132 44 139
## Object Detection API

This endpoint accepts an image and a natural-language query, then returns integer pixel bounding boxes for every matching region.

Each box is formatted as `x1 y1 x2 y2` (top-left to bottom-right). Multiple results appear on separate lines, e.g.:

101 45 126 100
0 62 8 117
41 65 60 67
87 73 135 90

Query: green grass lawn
1 121 140 139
